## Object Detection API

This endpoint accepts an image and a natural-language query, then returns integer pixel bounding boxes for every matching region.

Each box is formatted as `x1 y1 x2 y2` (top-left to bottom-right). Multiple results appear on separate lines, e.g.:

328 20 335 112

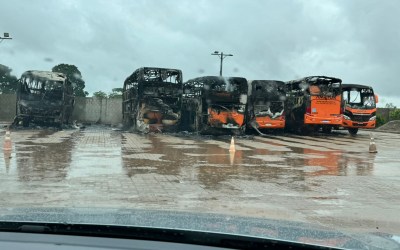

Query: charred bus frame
247 80 286 131
182 76 248 134
285 76 342 133
122 67 183 133
13 70 74 127
342 84 378 135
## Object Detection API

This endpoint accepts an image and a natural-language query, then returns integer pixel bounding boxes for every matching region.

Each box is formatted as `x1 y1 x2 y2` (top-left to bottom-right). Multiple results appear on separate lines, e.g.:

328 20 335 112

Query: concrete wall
0 94 16 122
0 94 122 125
71 97 122 125
377 108 390 121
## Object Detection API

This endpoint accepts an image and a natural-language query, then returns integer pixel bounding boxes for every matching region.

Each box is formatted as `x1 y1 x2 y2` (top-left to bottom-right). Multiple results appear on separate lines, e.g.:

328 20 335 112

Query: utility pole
211 51 233 76
0 32 12 44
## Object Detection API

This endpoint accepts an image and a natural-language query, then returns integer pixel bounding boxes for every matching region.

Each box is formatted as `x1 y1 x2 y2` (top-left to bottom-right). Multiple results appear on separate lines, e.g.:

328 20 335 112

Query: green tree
52 63 89 97
389 108 400 120
108 87 123 98
376 115 387 127
93 91 107 99
385 103 396 109
0 64 18 94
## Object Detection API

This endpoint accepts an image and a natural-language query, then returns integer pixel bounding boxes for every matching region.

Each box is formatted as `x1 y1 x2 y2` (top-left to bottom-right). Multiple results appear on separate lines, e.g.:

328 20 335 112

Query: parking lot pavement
1 125 400 234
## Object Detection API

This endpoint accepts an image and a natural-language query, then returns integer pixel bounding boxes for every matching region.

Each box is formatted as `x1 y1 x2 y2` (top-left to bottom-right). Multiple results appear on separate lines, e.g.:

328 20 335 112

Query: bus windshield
343 88 376 109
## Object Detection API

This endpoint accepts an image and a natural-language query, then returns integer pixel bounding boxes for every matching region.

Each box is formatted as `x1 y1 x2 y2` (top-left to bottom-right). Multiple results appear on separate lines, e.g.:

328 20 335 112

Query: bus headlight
369 116 376 121
343 115 351 120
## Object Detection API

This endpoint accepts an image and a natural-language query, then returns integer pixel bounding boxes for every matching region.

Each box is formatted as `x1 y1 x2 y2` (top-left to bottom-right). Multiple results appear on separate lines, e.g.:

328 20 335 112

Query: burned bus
247 80 286 132
182 76 248 134
285 76 342 133
122 67 183 132
13 70 74 127
342 84 378 135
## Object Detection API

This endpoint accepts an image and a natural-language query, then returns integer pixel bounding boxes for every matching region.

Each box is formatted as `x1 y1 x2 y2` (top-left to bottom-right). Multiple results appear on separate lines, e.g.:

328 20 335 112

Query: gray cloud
1 0 399 106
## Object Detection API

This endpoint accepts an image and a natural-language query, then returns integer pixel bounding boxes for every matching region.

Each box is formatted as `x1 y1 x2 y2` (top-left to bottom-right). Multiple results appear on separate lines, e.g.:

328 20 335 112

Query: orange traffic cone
369 133 377 153
3 129 12 151
229 136 236 152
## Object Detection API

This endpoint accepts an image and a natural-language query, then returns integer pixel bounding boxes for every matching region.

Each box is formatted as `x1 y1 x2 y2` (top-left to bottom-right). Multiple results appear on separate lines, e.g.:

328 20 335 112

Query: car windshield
1 1 400 250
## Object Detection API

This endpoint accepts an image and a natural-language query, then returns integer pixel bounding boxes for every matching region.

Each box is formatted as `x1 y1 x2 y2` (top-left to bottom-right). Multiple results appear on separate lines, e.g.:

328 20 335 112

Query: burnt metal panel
13 70 74 127
122 67 183 132
249 80 286 116
182 76 248 133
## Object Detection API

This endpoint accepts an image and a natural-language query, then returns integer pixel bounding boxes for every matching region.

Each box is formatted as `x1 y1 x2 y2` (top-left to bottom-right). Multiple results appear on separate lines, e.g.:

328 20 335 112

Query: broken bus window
14 70 74 127
122 67 183 133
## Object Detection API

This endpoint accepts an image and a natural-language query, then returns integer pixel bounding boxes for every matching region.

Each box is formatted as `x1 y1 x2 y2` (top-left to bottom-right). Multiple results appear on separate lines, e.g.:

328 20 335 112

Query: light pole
0 32 12 44
211 51 233 76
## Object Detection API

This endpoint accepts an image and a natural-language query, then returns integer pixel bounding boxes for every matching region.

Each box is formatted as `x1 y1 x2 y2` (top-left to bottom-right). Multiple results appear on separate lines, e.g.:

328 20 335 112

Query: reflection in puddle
229 151 235 166
0 127 383 191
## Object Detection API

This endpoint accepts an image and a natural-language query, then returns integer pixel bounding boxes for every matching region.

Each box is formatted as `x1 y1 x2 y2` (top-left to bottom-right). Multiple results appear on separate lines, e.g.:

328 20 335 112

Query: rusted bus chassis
122 67 183 132
181 76 248 134
342 84 378 135
13 70 74 127
247 80 286 131
285 76 343 133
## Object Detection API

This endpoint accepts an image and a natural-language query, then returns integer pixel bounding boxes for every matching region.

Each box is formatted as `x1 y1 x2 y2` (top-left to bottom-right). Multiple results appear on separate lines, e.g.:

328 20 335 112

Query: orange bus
182 76 248 134
285 76 342 133
342 84 378 135
247 80 285 131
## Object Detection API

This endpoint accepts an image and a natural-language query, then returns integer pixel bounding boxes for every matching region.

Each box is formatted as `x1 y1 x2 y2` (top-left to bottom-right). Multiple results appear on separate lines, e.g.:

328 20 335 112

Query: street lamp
0 32 12 43
211 51 233 76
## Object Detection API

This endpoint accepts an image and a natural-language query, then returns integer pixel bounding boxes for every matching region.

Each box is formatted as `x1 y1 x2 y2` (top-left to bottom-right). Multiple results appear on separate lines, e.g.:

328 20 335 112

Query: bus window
349 90 361 104
342 90 349 104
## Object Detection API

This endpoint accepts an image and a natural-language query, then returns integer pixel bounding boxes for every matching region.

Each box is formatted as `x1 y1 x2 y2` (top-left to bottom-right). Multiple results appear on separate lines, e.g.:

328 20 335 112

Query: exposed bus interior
248 80 286 131
14 71 74 127
182 76 248 134
122 67 183 133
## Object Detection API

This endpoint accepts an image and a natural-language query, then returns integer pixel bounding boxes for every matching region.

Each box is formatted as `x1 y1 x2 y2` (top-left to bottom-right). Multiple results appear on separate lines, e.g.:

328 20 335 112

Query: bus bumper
254 116 285 129
342 120 376 129
304 114 342 125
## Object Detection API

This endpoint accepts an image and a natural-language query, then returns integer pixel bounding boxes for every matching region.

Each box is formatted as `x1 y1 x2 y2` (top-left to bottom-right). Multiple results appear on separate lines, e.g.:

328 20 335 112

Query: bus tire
22 118 30 128
300 126 311 135
348 128 358 136
322 126 332 133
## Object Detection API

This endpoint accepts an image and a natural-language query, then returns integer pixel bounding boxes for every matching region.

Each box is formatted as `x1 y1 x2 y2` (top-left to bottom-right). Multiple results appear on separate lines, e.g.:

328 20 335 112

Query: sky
1 0 399 106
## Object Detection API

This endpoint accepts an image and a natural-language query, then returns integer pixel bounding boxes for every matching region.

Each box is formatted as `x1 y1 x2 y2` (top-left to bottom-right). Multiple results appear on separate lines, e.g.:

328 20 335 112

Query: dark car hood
0 207 398 250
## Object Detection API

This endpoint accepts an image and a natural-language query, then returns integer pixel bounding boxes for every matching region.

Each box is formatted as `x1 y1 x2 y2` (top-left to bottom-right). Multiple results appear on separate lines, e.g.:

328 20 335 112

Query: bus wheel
322 126 332 133
239 125 246 135
300 126 311 135
313 125 321 132
348 128 358 136
22 118 30 128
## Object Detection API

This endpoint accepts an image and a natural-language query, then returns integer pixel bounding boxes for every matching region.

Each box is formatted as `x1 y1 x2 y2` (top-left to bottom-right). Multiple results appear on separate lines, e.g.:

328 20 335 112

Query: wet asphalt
0 125 400 235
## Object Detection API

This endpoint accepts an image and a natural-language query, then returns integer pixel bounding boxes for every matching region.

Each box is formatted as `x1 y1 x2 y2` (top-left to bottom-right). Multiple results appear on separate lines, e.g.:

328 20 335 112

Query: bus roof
124 67 182 83
251 80 285 87
286 76 342 85
184 76 248 94
185 76 247 85
21 70 67 82
342 84 373 90
184 76 248 88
